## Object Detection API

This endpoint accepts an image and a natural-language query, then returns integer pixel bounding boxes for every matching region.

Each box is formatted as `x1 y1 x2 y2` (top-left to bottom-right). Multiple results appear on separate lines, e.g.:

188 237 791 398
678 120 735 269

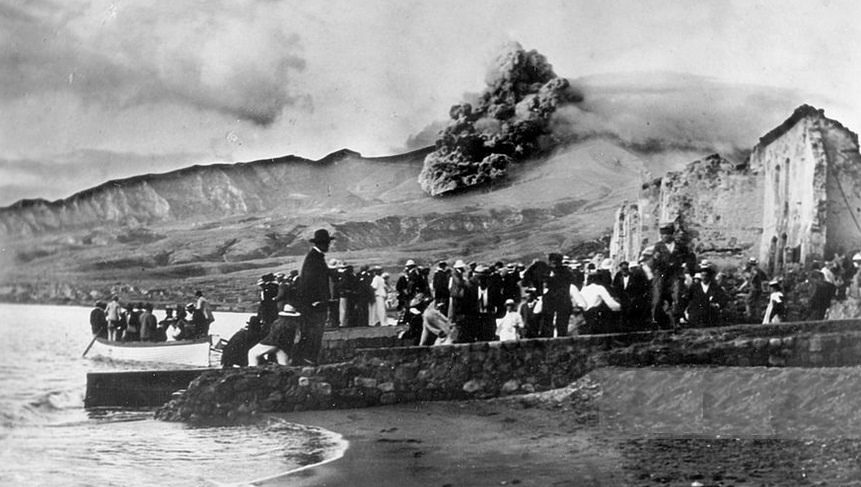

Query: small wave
203 417 349 487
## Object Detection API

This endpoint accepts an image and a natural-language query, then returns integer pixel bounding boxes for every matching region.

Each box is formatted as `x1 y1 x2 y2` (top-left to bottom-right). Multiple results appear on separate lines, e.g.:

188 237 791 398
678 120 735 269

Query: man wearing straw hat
293 228 335 365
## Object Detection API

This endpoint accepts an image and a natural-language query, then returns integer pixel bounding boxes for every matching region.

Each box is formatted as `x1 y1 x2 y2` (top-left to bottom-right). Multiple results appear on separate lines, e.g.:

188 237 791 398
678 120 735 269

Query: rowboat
86 337 213 367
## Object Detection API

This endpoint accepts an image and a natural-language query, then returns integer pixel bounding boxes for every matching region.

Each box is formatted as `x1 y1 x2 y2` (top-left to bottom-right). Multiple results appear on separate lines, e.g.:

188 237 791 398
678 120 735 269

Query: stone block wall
319 335 415 364
157 320 861 422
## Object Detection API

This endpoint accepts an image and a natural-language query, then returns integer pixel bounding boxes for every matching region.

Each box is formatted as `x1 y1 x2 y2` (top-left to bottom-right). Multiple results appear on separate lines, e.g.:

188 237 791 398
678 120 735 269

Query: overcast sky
1 0 860 205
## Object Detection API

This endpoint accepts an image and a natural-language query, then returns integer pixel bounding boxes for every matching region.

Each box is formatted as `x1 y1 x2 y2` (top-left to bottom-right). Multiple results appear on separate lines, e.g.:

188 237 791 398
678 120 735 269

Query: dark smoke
414 62 813 193
418 42 582 196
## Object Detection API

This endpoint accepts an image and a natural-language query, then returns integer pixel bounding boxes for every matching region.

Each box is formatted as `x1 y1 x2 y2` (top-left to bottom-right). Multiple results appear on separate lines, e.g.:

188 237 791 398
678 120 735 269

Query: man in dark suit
431 261 451 316
685 265 729 327
469 265 502 341
543 253 575 337
612 261 650 332
650 223 697 330
293 228 335 365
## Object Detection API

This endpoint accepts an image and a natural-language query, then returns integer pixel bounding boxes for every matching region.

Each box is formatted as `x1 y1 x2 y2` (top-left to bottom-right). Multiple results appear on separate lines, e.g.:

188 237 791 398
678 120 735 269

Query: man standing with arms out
293 228 335 365
650 223 696 330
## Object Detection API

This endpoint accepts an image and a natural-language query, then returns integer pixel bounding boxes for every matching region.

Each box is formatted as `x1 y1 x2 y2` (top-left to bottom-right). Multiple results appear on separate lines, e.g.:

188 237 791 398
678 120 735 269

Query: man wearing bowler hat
293 228 335 365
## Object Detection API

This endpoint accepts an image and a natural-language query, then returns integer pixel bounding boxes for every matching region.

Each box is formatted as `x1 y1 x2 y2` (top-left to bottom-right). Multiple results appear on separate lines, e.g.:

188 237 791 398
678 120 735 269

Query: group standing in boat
89 291 214 343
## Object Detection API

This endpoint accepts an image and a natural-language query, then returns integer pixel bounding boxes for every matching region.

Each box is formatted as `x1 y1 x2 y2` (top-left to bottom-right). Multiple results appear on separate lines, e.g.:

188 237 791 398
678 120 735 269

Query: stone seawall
156 320 861 422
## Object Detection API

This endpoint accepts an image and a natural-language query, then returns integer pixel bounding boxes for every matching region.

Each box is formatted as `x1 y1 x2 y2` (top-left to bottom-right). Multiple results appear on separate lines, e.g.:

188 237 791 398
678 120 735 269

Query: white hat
505 298 516 306
453 259 468 269
600 258 614 270
853 252 861 262
278 304 301 317
405 259 416 267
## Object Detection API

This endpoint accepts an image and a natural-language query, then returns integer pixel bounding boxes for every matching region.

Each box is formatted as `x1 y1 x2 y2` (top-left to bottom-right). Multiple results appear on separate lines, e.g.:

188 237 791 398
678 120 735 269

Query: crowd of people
91 226 861 367
89 291 214 342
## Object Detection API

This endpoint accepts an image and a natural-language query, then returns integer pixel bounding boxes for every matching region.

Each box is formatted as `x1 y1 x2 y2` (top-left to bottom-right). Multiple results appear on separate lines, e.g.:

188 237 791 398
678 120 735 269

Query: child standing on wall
496 299 524 341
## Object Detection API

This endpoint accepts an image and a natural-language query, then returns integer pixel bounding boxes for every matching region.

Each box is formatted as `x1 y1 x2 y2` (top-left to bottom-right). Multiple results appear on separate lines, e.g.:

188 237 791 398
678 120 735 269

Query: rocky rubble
418 43 581 195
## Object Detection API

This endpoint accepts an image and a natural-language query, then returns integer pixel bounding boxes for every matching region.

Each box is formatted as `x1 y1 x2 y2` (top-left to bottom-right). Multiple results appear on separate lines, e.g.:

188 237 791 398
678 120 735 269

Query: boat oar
82 333 101 358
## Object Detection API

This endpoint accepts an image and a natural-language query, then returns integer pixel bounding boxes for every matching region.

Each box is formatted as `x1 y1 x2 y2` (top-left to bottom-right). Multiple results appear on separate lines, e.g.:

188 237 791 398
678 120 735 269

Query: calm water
0 303 346 486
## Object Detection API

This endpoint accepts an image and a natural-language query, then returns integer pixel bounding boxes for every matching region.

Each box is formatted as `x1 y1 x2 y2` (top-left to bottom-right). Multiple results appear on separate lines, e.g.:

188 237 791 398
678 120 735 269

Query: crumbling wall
610 155 762 268
820 116 861 257
610 202 641 264
752 106 829 274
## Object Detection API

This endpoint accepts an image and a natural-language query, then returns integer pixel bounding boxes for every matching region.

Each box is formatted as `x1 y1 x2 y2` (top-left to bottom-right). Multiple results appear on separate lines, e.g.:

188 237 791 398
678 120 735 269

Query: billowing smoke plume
415 51 814 195
418 43 582 196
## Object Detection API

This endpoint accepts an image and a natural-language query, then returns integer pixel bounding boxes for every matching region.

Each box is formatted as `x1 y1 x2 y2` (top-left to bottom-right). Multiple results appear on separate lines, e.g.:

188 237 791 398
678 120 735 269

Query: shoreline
241 367 861 486
254 400 619 487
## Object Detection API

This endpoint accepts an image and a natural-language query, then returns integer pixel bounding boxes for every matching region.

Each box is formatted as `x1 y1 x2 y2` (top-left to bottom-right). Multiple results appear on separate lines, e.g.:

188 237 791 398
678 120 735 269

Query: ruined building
611 105 861 276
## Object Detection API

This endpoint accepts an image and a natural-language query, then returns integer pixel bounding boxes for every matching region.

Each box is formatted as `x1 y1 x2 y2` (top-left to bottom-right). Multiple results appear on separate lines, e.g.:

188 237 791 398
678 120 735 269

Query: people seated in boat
155 307 175 342
398 293 431 345
165 316 183 342
122 303 141 341
221 315 265 368
248 304 302 366
182 303 200 339
90 301 108 339
139 303 159 342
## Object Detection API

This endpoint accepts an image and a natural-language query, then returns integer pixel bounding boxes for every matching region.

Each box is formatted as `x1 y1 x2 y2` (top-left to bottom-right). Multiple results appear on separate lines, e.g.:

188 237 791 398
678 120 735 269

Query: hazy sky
1 0 860 205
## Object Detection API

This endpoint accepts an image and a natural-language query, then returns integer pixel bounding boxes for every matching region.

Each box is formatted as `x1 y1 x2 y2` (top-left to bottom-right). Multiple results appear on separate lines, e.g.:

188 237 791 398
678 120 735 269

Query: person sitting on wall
248 304 302 366
684 265 729 328
399 292 432 345
419 299 454 346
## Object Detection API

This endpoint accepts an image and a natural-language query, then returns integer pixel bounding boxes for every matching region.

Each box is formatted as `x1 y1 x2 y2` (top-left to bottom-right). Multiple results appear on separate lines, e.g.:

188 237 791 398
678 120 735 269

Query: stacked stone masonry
157 319 861 422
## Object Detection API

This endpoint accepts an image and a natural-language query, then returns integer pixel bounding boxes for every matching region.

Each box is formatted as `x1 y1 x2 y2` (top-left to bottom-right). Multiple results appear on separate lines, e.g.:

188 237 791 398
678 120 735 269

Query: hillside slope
0 137 661 306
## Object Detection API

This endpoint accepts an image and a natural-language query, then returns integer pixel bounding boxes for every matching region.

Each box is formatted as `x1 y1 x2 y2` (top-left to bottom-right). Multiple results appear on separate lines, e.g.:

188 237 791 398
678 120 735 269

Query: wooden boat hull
88 337 212 367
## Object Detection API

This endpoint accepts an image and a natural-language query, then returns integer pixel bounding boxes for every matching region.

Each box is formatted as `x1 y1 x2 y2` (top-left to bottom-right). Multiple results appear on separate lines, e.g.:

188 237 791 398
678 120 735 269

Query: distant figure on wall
293 229 335 366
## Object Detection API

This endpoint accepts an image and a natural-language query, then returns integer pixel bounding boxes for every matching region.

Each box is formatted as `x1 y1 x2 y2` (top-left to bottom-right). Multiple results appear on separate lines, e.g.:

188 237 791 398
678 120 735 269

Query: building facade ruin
611 105 861 275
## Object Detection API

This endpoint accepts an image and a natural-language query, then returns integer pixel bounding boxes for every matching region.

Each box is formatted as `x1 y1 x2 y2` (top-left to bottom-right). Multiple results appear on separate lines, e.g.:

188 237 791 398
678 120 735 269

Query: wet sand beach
260 399 620 487
258 368 861 487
